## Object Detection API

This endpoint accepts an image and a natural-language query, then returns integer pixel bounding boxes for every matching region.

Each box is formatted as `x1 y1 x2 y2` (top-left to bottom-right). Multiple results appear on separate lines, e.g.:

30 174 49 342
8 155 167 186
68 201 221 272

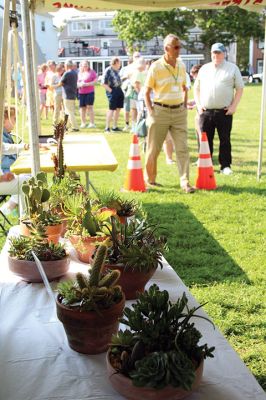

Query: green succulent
9 223 67 261
49 174 85 211
21 172 60 226
57 244 123 312
110 284 215 390
97 190 140 218
63 194 109 238
107 218 167 272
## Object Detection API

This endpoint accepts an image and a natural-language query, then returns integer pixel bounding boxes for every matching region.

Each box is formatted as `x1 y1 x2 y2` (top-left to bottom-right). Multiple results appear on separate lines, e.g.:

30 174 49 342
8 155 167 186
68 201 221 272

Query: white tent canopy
1 0 265 177
32 0 266 13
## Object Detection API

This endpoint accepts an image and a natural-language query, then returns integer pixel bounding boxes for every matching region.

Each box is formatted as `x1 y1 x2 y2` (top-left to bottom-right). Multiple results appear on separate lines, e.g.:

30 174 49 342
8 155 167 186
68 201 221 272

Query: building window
72 21 91 32
258 40 264 50
257 59 263 74
99 20 112 30
41 21 45 32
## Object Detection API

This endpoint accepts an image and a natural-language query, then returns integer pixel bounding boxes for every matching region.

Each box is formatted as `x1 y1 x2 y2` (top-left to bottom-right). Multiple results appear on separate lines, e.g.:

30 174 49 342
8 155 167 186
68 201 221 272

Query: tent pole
29 7 42 135
20 0 40 176
257 16 266 180
0 0 11 157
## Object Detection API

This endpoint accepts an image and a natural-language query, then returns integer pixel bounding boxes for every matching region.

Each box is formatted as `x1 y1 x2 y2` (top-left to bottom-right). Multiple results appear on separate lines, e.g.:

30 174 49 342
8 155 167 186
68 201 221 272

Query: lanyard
165 63 179 84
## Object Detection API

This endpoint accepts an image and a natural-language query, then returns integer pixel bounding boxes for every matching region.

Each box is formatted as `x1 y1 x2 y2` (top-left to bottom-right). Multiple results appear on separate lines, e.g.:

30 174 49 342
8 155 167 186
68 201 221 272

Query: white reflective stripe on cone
198 158 213 167
200 142 210 154
127 160 142 169
129 144 140 157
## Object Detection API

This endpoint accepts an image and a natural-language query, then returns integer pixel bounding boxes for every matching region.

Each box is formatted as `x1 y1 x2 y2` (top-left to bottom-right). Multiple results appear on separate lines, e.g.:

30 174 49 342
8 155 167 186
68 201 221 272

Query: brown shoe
146 181 163 188
181 184 196 193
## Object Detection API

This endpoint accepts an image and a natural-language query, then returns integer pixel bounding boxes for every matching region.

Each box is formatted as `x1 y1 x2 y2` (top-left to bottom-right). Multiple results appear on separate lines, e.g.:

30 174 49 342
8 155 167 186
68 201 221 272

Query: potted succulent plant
21 172 62 243
63 193 114 263
49 174 86 237
107 284 215 400
8 223 70 282
97 190 141 224
104 218 167 300
56 244 125 354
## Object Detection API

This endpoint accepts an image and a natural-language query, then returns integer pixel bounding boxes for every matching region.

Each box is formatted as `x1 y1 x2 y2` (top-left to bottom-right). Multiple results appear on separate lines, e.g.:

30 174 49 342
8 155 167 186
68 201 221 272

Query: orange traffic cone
195 132 217 190
123 134 146 192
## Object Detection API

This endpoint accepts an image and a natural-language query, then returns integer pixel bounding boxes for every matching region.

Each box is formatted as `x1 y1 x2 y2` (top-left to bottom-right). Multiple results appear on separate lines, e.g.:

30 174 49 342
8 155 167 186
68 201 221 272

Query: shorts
39 91 46 106
130 99 138 110
79 92 95 107
124 96 130 113
106 87 124 110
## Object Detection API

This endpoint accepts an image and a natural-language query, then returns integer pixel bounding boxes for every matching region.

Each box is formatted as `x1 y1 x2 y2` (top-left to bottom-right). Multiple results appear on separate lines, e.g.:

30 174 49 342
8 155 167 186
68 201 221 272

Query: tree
112 10 195 53
112 8 265 70
193 8 265 67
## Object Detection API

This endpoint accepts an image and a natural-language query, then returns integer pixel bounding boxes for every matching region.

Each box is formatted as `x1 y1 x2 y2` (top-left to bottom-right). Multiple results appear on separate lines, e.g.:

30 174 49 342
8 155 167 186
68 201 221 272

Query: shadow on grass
144 201 250 286
216 184 266 196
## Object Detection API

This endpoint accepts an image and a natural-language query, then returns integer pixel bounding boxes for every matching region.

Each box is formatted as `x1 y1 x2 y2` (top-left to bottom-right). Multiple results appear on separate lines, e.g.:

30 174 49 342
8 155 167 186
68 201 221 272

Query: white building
0 1 59 64
57 12 204 75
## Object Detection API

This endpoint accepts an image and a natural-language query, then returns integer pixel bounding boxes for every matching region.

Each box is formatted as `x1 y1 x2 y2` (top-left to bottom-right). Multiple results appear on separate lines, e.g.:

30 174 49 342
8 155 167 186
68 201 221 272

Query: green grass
2 83 266 390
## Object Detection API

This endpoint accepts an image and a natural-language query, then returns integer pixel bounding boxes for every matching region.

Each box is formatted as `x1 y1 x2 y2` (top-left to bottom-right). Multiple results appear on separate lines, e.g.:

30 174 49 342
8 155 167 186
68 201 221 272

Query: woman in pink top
77 61 98 128
37 63 48 119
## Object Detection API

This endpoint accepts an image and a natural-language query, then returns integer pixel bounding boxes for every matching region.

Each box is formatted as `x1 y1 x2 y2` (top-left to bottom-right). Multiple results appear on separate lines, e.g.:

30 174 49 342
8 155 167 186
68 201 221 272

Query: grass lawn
1 83 265 390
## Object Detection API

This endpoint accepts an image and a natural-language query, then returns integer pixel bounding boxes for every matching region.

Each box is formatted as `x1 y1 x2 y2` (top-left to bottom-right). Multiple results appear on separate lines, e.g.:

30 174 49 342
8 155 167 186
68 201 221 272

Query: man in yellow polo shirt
144 33 195 193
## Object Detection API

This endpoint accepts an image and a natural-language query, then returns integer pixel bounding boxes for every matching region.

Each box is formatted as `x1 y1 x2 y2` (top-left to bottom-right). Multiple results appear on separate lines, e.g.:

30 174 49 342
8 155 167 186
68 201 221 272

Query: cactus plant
21 172 60 226
52 116 68 182
22 172 50 216
57 244 123 312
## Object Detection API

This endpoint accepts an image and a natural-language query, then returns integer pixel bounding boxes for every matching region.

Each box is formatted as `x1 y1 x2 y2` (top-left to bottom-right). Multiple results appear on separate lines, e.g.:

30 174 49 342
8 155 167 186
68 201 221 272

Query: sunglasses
168 45 181 50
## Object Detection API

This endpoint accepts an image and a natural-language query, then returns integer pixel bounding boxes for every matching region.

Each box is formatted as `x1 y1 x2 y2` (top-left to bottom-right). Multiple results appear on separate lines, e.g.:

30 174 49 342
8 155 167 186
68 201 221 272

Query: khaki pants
145 104 190 187
53 93 64 124
63 98 78 129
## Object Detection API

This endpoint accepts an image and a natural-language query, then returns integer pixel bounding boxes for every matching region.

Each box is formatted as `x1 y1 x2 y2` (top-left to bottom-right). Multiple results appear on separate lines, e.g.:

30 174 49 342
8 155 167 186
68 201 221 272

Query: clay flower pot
68 235 107 263
20 220 63 244
105 263 156 300
107 351 204 400
56 294 125 354
8 255 70 283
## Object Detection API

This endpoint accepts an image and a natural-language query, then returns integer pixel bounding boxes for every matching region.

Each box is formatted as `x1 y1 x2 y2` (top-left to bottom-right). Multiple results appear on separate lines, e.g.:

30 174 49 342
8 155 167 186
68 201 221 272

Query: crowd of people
1 35 243 215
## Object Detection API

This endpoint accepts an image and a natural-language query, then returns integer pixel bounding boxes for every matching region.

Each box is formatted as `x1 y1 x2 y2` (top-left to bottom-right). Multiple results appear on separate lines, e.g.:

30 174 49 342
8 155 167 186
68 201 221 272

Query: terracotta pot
8 255 70 283
56 294 125 354
105 263 156 300
20 220 63 244
107 351 204 400
54 208 68 237
68 235 107 263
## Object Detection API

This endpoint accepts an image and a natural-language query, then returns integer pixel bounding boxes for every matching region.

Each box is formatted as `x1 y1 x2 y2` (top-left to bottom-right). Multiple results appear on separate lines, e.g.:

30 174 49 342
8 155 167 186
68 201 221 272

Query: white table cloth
0 227 265 400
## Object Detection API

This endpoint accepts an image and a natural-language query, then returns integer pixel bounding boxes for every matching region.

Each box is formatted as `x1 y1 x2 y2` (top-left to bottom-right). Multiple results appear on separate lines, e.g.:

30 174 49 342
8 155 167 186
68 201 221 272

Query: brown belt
154 102 184 109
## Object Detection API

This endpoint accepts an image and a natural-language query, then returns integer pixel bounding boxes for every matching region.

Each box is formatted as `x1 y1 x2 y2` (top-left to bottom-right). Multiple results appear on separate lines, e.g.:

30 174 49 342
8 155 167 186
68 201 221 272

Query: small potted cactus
107 284 215 400
21 172 63 243
8 223 70 282
56 244 125 354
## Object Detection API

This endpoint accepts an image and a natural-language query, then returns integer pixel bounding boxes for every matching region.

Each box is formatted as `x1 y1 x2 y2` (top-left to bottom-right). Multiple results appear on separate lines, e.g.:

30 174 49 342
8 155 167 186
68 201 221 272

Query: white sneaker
166 159 175 165
87 123 96 128
221 167 233 175
80 123 86 129
123 124 130 132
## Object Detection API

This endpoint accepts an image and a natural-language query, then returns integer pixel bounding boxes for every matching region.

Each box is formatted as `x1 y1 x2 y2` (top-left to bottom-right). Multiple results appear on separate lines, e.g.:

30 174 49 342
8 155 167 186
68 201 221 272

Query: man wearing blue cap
194 43 244 175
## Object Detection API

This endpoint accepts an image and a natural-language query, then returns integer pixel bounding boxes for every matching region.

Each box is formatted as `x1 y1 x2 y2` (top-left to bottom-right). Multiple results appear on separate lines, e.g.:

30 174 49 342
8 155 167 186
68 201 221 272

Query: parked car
249 73 263 83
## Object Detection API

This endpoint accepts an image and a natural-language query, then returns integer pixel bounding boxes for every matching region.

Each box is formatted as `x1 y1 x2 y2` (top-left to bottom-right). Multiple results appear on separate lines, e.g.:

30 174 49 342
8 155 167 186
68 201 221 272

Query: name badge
172 86 179 93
